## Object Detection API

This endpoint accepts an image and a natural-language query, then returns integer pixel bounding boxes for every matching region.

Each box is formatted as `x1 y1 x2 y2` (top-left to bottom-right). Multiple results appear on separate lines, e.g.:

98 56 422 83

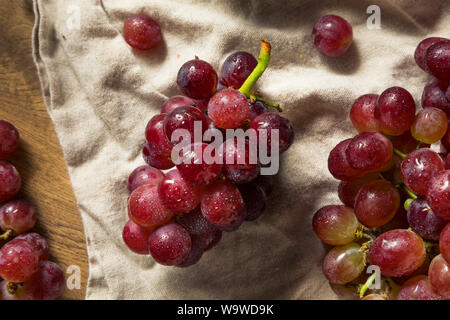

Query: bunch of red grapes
122 20 295 267
313 35 450 300
0 121 65 300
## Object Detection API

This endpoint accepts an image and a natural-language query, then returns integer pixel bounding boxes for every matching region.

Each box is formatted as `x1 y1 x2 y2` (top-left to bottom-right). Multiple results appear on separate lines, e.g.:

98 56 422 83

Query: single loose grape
127 165 164 193
328 139 365 181
0 120 20 160
220 51 257 89
312 15 353 57
397 275 442 300
177 59 218 100
123 14 162 50
428 254 450 299
411 107 448 144
426 170 450 220
414 37 448 71
207 89 249 129
349 94 379 133
322 243 365 284
407 198 447 241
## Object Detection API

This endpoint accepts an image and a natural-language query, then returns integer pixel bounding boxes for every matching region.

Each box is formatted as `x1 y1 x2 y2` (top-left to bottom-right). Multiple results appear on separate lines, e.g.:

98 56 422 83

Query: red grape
142 142 173 171
414 37 448 71
163 106 209 144
425 40 450 82
220 138 260 184
375 87 416 136
248 101 269 121
177 208 218 236
392 130 429 154
201 180 246 231
312 205 359 246
0 161 21 202
161 96 196 114
158 168 202 214
411 107 448 144
220 51 257 89
0 199 36 236
127 165 164 193
15 233 49 262
200 228 222 251
176 234 205 267
428 254 450 299
177 59 218 99
148 223 191 266
354 180 400 228
21 261 65 300
349 94 379 133
144 114 174 170
446 154 450 169
328 139 365 181
122 220 154 255
346 132 393 173
338 173 379 207
0 120 19 160
0 239 39 282
440 223 450 264
322 243 365 284
176 142 222 186
128 184 173 228
422 78 450 117
369 229 426 277
123 14 161 50
238 182 267 221
407 197 446 241
442 123 450 152
312 15 353 57
401 149 445 195
207 89 249 129
251 113 295 154
426 170 450 220
397 275 442 300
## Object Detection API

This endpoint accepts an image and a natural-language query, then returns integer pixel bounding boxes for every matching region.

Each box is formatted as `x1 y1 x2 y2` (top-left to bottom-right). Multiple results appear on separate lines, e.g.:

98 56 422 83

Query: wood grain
0 0 88 299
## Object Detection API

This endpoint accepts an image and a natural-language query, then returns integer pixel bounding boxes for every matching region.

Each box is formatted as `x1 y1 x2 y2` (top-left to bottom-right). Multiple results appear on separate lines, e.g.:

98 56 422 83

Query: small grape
161 96 195 114
375 87 416 136
0 120 20 160
411 107 448 144
0 161 21 202
238 182 267 221
426 170 450 220
220 52 257 89
122 220 154 255
128 184 173 228
176 235 205 268
248 101 269 121
220 138 260 184
250 113 294 154
312 205 359 246
338 173 379 207
328 139 365 181
369 229 426 277
440 223 450 264
201 180 246 231
407 198 446 241
0 239 39 282
428 254 450 299
127 165 164 193
322 243 365 285
144 114 174 170
0 199 36 236
414 37 448 71
354 180 400 228
177 59 218 100
349 94 379 133
148 223 192 266
401 148 445 195
123 14 161 50
425 40 450 82
207 89 249 129
163 106 209 145
312 15 353 57
346 132 393 173
421 78 450 117
15 233 49 261
397 275 442 300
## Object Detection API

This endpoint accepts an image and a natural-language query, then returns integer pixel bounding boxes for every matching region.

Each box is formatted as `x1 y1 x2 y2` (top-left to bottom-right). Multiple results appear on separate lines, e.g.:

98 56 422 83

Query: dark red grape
397 275 442 300
176 142 222 186
428 254 450 299
0 161 21 202
312 15 353 57
201 180 245 231
346 132 393 173
122 220 154 255
0 120 19 160
128 184 173 228
312 205 359 245
176 208 218 236
407 198 446 241
354 180 400 228
328 139 365 181
369 229 426 277
248 101 269 121
411 107 448 144
200 228 222 251
338 173 379 207
322 243 365 284
22 261 65 300
163 106 209 145
220 52 257 89
422 78 450 117
177 59 218 99
401 149 445 196
127 165 164 193
144 114 174 170
250 113 294 154
176 234 205 267
15 233 49 262
442 122 450 152
0 239 39 282
446 154 450 169
426 170 450 220
161 96 195 114
349 94 379 133
220 138 260 184
425 40 450 82
123 14 161 50
158 168 202 214
238 182 267 221
414 37 448 71
439 223 450 264
252 174 273 197
148 223 191 266
207 89 249 129
375 87 416 136
0 199 36 236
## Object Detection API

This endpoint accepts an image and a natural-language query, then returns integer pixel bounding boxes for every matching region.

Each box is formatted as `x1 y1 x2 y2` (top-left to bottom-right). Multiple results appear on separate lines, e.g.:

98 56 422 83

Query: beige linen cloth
32 0 449 299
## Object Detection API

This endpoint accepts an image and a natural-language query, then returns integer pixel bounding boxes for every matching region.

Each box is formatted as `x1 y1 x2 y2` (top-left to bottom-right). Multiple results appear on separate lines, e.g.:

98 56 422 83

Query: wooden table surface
0 0 88 299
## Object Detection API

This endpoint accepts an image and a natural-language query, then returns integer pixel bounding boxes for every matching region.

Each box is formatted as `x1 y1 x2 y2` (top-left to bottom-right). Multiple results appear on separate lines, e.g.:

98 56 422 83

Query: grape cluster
122 40 295 267
314 36 450 300
0 121 65 300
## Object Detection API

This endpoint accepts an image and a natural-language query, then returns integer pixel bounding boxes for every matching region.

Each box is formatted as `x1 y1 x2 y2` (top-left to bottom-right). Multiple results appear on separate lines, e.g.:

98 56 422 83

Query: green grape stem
0 229 12 241
359 273 377 298
393 148 407 159
402 185 418 200
404 198 414 211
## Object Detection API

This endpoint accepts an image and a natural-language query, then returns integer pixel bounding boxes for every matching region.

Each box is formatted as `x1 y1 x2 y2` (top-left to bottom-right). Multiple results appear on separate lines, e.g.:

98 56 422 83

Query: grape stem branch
359 273 376 298
0 229 12 241
393 148 407 159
